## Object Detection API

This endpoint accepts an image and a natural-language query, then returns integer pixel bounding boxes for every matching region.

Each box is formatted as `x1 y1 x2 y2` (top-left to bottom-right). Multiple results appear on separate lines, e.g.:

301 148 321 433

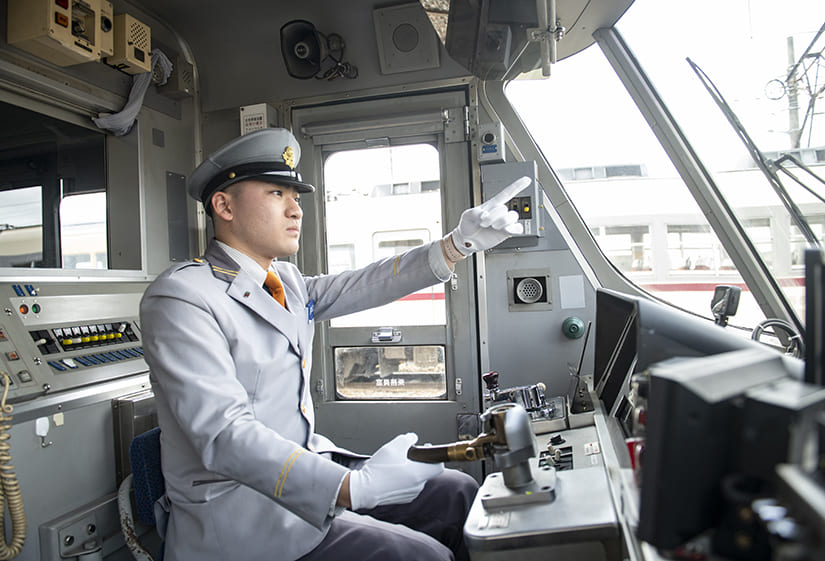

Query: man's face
212 180 303 265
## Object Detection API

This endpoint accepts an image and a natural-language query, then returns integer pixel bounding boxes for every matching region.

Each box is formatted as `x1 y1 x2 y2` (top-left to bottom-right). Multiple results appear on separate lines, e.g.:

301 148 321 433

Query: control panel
0 280 149 403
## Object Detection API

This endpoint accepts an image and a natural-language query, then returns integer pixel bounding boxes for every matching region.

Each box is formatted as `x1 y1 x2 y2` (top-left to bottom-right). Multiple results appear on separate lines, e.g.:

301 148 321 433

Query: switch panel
481 161 543 249
0 281 148 403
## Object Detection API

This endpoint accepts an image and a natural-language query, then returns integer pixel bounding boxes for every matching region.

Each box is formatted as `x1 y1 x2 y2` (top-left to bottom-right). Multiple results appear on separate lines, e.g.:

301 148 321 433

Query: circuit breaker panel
7 0 114 66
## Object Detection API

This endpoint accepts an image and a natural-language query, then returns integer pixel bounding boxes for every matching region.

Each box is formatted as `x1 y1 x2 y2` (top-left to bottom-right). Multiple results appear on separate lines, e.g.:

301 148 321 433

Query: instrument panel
0 280 149 403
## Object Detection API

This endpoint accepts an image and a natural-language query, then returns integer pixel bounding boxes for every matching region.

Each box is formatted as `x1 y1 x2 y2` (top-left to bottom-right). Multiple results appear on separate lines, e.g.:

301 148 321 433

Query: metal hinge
444 106 471 143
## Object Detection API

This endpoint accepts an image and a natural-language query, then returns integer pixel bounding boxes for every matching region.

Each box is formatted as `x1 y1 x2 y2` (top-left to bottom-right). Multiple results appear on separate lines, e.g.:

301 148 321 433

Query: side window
0 186 43 267
323 144 447 400
0 100 111 271
60 192 107 269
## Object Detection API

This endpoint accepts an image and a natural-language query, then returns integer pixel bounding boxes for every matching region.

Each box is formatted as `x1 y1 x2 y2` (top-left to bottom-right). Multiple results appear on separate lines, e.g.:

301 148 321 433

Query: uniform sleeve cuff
328 472 348 517
428 240 454 283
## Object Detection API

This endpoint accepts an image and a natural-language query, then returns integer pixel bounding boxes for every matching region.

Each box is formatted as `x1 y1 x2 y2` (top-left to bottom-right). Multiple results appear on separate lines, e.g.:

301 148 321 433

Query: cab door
290 89 480 470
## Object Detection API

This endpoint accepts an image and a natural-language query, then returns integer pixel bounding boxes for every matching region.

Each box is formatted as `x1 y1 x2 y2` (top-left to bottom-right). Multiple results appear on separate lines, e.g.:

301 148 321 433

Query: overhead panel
418 0 636 79
373 2 440 74
7 0 114 66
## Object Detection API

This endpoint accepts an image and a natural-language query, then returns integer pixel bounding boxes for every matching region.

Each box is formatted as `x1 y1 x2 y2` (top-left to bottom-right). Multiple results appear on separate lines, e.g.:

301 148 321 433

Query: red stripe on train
398 293 446 301
638 278 804 292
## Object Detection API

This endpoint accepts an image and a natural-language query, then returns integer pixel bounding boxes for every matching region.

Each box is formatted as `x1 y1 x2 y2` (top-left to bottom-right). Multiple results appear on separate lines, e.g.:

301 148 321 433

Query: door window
324 144 445 328
324 143 447 399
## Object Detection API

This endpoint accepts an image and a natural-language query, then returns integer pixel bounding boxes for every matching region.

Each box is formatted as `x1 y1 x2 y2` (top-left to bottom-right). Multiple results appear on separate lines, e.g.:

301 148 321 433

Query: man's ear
211 191 233 221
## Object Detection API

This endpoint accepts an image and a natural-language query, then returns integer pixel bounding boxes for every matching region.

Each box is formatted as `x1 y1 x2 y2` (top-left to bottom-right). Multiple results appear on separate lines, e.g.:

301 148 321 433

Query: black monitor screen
805 248 824 386
594 289 759 415
594 289 638 414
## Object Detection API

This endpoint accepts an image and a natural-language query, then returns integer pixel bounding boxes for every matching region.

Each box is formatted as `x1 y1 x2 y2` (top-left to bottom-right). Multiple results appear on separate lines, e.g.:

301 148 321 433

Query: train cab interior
0 0 824 559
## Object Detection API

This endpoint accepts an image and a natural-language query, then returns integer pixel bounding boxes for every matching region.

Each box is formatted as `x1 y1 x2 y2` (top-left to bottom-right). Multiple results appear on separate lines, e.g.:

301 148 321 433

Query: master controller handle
408 403 538 489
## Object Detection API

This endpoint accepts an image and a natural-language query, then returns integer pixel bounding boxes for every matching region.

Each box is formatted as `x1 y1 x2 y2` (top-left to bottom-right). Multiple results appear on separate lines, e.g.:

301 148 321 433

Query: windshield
506 0 825 328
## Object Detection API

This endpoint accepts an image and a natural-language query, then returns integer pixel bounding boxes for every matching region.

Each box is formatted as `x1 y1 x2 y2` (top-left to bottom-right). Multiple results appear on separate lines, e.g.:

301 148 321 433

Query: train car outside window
59 192 107 269
0 186 42 267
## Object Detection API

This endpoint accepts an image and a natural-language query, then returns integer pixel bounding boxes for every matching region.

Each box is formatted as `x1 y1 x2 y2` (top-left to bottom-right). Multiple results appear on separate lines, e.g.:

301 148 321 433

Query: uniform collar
214 240 274 287
202 240 303 353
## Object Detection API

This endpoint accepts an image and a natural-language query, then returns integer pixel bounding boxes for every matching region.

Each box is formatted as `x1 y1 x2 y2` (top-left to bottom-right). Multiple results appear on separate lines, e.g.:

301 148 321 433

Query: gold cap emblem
282 146 296 169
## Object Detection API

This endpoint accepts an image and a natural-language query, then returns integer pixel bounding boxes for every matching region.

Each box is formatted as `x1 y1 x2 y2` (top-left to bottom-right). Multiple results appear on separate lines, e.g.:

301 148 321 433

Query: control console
0 280 149 402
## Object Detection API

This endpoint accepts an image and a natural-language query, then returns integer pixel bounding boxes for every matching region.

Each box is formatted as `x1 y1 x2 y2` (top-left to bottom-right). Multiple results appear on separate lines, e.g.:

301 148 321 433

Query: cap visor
254 172 316 193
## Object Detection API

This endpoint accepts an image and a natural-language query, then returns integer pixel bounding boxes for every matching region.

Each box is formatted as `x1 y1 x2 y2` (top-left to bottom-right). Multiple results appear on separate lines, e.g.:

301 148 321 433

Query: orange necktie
264 271 286 308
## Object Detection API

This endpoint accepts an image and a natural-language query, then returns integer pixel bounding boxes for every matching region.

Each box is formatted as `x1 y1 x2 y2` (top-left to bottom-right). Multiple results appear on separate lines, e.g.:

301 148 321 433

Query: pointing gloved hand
348 432 444 511
447 176 532 258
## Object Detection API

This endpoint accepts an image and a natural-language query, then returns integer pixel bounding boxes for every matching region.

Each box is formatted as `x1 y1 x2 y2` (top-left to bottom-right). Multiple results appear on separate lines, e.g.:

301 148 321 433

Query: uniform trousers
298 469 479 561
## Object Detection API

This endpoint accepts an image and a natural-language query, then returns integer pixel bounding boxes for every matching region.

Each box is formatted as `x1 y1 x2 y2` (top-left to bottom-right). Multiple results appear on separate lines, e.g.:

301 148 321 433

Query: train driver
140 127 528 561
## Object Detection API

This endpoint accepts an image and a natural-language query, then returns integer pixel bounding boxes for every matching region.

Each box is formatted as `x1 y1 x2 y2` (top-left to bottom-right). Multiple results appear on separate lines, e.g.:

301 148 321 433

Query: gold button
301 405 306 413
302 360 306 369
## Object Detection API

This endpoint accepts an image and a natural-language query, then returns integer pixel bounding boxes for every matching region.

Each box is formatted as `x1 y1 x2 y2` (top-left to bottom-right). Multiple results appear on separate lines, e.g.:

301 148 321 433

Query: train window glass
0 100 108 270
333 345 446 400
791 216 825 268
743 218 774 267
60 192 107 269
323 144 445 328
507 0 824 326
329 243 356 272
594 225 653 272
0 186 43 267
666 225 716 272
506 45 762 324
613 0 825 320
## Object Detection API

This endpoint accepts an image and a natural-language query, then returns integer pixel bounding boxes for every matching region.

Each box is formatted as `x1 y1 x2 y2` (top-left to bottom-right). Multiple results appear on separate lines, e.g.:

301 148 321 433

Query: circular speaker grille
515 278 543 304
393 23 420 52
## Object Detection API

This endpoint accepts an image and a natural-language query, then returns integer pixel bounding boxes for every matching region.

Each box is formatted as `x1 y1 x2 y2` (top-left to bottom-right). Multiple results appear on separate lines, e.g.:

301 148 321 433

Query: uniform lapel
203 242 302 354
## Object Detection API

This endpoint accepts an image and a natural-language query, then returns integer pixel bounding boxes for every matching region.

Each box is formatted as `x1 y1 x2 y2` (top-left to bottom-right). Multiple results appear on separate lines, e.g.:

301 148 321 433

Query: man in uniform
140 128 529 561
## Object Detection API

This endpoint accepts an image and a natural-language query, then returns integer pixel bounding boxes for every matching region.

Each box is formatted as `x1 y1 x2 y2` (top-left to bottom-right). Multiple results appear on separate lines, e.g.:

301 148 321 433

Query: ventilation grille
129 20 149 51
507 270 552 312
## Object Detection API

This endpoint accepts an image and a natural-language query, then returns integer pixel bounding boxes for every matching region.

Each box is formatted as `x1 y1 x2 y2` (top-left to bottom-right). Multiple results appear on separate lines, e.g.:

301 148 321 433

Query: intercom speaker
506 269 552 312
514 277 544 304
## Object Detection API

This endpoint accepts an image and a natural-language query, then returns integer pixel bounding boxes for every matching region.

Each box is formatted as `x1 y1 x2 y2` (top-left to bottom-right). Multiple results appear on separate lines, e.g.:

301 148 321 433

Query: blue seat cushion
129 427 165 527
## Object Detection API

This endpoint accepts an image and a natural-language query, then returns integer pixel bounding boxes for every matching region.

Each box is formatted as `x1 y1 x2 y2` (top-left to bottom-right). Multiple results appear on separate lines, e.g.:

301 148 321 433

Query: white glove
449 176 531 256
348 432 444 511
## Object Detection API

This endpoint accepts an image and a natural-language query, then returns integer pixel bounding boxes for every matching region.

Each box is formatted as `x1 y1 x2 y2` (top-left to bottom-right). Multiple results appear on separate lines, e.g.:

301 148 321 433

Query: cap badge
282 146 296 169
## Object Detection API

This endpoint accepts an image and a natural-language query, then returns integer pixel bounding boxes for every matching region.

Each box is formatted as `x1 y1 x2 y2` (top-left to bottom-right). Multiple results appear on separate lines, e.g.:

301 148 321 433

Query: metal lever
408 431 501 463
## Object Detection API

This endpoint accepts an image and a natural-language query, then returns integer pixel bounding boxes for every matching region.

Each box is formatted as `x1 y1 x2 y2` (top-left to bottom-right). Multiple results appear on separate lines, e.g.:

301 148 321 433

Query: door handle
371 327 402 343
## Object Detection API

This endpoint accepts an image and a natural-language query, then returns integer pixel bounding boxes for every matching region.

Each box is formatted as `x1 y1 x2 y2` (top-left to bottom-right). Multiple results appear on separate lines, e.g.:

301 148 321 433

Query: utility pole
787 36 802 149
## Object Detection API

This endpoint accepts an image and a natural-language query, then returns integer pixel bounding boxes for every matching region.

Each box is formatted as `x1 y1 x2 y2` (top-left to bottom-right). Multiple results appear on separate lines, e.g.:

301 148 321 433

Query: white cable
0 372 26 560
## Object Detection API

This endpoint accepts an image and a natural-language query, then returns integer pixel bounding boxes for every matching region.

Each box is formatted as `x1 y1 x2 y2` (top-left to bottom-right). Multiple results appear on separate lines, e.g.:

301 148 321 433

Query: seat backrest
129 427 165 527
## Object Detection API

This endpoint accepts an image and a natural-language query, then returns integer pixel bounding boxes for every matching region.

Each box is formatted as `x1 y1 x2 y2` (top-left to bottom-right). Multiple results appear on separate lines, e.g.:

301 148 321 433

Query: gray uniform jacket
139 239 451 561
